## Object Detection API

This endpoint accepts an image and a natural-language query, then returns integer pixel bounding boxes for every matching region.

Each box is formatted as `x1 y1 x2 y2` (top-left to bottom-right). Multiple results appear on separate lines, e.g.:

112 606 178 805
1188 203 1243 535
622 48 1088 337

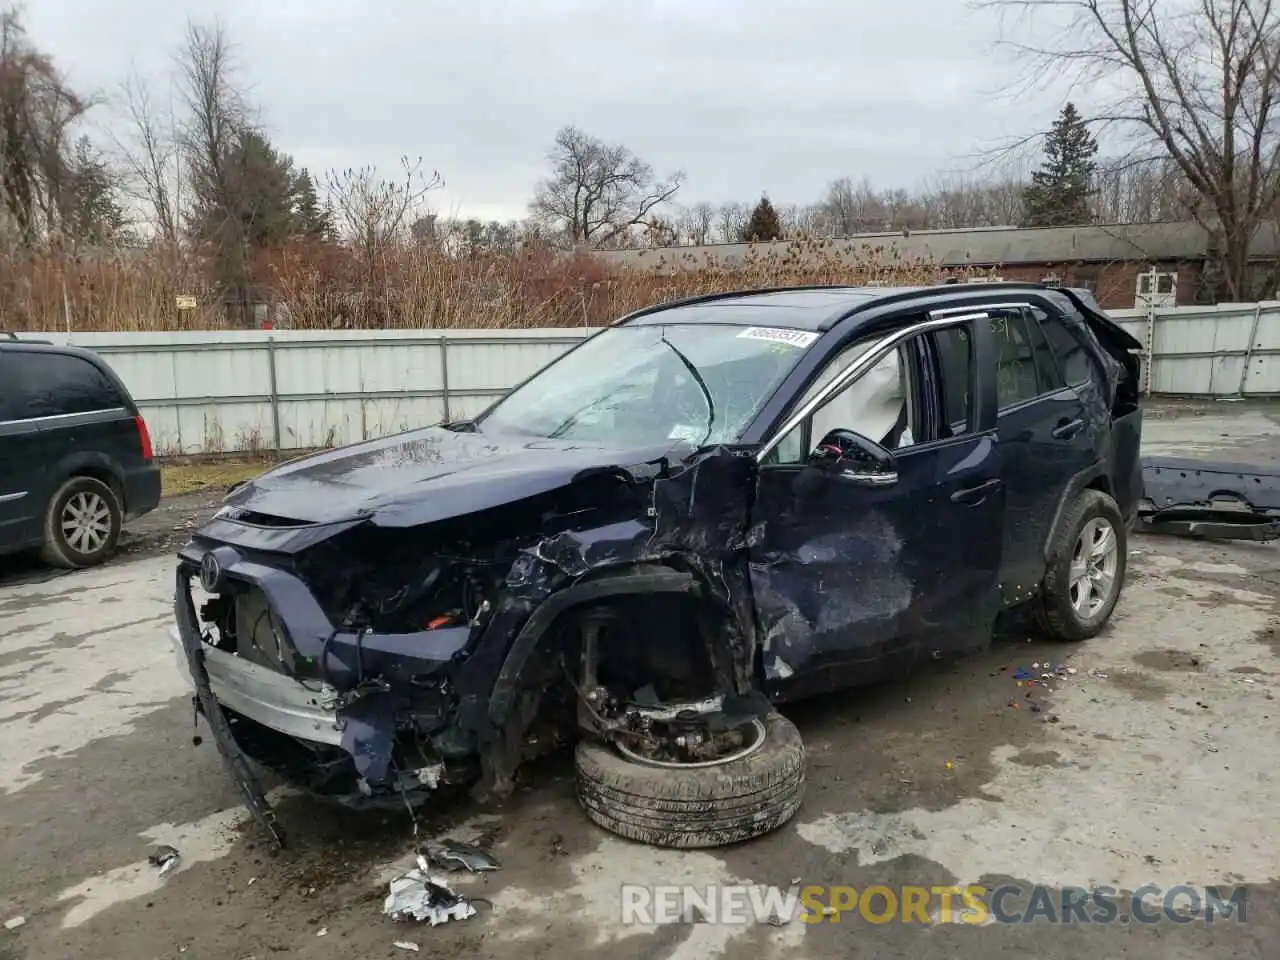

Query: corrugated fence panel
18 306 1280 455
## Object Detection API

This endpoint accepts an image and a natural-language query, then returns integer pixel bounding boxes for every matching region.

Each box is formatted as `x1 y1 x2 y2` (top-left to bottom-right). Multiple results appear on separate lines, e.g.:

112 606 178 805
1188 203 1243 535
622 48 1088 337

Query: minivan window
11 353 124 420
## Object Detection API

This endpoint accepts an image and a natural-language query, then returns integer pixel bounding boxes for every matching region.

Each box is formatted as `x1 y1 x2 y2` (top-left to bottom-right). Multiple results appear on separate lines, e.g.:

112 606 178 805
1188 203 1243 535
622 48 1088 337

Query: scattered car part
383 856 478 925
575 711 805 848
3 916 25 931
393 943 421 952
1139 456 1280 541
420 840 501 873
147 844 181 876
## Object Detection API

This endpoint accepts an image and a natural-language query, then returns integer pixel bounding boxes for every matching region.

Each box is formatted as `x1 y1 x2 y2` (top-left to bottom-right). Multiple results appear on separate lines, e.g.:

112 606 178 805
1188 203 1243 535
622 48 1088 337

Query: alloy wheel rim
1069 516 1119 619
61 491 112 554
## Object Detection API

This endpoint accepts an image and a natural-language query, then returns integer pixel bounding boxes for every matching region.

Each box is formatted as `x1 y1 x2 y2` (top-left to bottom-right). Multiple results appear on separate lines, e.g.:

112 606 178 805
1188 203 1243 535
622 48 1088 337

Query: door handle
951 478 1002 506
1051 417 1084 440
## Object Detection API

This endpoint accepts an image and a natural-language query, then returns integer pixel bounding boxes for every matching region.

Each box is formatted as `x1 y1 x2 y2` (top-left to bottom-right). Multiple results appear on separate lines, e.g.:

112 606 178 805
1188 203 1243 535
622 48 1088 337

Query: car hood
222 426 684 527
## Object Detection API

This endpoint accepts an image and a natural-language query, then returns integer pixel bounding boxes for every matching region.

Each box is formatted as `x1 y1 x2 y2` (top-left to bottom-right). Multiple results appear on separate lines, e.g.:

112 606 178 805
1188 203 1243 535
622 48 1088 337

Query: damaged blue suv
172 282 1143 849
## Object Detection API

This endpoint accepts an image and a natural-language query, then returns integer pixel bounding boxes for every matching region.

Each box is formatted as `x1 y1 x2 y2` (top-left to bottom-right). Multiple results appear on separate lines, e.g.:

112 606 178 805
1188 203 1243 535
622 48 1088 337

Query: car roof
618 282 1068 333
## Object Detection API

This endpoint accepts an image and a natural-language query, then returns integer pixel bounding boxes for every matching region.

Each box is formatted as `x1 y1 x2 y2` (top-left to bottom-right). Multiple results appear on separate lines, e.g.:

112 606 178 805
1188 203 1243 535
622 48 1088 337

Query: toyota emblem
199 552 222 593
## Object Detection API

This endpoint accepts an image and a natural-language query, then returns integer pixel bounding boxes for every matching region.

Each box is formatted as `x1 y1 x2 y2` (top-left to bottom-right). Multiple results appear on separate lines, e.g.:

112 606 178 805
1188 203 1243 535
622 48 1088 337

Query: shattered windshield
477 324 815 447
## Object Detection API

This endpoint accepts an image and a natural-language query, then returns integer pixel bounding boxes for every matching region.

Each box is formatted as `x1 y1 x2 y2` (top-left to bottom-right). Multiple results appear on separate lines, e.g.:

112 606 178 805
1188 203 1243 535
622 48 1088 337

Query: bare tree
0 5 93 246
115 67 179 241
677 201 715 245
982 0 1280 300
530 126 683 246
325 158 442 260
714 202 748 243
173 19 255 322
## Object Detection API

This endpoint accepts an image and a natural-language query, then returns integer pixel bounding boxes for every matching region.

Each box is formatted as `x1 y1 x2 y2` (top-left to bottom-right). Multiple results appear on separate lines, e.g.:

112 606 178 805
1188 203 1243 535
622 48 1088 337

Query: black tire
575 711 805 849
1038 489 1127 641
40 476 123 569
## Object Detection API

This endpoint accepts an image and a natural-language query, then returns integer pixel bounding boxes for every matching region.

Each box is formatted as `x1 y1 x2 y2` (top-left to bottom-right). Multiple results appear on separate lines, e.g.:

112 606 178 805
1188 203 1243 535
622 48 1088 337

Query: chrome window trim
0 406 127 427
756 313 990 463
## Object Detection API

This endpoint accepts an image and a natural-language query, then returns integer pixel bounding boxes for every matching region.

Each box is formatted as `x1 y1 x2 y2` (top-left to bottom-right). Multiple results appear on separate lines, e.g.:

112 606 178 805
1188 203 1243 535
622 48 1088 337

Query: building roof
594 220 1280 270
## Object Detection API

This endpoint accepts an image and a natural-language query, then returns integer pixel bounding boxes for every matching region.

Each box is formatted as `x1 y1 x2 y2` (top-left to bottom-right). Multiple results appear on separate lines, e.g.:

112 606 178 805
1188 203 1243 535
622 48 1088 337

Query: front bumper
168 627 343 745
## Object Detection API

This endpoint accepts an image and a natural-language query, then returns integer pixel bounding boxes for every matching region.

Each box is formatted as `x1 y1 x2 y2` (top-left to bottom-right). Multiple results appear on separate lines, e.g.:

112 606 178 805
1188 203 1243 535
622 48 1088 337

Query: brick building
595 220 1280 311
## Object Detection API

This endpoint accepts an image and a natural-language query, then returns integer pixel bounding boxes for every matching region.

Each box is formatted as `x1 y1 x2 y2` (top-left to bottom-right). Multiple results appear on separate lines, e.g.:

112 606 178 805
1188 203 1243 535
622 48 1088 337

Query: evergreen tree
1022 103 1099 227
292 168 334 241
60 136 128 244
741 195 783 241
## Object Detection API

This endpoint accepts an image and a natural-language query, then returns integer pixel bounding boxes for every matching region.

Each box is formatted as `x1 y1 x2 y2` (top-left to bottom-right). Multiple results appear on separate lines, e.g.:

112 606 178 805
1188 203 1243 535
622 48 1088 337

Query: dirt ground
1 400 1279 960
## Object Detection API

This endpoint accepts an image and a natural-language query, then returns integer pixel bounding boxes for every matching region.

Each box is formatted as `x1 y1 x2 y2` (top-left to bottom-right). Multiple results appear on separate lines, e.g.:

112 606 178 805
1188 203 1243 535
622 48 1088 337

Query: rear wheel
1038 489 1127 641
41 476 122 569
575 711 805 849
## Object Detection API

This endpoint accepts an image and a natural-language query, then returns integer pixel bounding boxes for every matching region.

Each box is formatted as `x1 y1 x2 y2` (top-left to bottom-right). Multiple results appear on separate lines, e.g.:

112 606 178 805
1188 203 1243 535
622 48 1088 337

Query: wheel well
66 466 125 511
557 592 720 700
1084 475 1112 497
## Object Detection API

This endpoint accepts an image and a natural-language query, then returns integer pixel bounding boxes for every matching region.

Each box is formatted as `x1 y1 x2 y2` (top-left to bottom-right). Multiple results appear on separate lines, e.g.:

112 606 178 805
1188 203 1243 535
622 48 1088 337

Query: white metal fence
18 300 1280 455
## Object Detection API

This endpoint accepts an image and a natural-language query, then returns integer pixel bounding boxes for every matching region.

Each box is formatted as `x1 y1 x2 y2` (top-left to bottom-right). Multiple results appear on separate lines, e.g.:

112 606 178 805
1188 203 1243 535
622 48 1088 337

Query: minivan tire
41 476 123 569
575 711 805 849
1038 489 1127 642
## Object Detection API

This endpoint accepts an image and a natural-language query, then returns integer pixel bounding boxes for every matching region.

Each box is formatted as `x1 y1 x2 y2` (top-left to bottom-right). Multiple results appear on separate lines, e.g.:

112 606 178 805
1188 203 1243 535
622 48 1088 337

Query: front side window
765 334 921 465
478 324 810 447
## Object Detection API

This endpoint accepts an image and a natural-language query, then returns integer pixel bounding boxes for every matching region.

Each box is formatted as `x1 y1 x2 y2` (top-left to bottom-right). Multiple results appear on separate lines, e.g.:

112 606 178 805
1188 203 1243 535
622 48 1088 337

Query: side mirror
808 429 898 487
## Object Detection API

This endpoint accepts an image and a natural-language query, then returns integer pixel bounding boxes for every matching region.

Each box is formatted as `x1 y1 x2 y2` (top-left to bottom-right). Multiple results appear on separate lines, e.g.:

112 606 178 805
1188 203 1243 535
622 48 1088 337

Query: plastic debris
420 839 501 873
148 845 181 877
316 928 328 937
4 916 25 931
383 856 477 926
393 942 421 952
1013 668 1034 681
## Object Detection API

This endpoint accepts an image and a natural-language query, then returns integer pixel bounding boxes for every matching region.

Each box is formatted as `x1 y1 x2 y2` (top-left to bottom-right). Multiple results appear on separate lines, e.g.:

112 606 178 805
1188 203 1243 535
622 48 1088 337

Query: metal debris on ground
393 942 421 952
420 839 501 873
383 856 478 926
4 916 25 931
148 844 181 876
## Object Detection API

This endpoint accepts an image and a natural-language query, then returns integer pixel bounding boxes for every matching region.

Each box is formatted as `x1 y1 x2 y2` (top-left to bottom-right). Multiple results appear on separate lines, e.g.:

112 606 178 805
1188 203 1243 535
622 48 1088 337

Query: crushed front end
171 440 763 842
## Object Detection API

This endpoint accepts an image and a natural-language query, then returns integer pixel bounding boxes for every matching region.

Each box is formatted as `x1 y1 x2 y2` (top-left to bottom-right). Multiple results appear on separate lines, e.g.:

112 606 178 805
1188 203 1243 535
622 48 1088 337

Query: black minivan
0 335 161 568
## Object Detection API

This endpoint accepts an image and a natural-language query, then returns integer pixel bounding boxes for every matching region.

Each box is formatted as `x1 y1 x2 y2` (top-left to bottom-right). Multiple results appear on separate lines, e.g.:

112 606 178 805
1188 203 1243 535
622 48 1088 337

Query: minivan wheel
1038 489 1127 641
41 476 123 569
575 711 805 849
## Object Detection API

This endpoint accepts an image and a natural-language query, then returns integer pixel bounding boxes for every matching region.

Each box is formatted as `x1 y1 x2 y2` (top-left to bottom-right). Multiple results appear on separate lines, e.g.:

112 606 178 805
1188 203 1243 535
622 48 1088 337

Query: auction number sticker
736 326 819 348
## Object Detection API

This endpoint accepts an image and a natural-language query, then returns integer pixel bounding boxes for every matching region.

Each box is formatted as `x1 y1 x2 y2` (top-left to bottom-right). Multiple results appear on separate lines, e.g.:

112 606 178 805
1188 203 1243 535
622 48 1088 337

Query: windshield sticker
736 326 819 348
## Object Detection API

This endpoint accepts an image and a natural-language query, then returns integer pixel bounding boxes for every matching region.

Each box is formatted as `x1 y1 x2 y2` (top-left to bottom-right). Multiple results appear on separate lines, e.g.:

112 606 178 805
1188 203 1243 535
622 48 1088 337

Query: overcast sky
30 0 1070 223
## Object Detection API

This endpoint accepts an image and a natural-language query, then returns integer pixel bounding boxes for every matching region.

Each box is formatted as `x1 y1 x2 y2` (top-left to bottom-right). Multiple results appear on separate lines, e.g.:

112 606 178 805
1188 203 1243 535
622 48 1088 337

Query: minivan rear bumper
123 464 161 519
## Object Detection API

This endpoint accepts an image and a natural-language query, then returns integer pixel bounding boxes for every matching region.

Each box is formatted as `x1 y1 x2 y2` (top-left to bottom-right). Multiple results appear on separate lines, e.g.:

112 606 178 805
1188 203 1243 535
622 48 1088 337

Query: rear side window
1033 308 1093 385
989 312 1042 408
10 352 124 419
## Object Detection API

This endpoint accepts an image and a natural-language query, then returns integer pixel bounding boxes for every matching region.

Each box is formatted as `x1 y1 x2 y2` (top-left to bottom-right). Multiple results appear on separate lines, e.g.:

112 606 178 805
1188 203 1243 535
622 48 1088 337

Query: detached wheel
1038 489 1127 641
575 711 805 849
41 476 122 569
